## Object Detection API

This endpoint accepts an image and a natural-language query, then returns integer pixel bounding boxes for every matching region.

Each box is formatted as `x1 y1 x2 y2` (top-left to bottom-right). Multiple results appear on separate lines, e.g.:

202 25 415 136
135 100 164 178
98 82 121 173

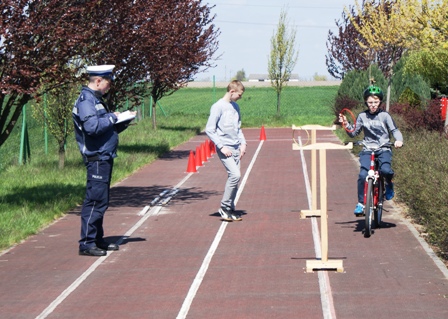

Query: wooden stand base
300 209 321 218
306 259 344 273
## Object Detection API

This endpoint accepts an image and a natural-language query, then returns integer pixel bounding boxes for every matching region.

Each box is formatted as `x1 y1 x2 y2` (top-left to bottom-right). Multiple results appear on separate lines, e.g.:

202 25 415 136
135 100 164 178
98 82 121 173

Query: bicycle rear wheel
364 179 374 238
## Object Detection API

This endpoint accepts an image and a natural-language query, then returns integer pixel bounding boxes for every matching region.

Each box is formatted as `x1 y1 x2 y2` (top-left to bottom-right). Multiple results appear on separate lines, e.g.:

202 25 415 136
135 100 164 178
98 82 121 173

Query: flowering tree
90 0 219 129
0 0 104 147
0 0 220 149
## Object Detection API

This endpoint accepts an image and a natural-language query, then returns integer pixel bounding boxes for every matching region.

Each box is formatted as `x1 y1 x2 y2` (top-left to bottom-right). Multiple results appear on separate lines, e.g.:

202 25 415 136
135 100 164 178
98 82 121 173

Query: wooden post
292 125 338 218
292 125 352 272
311 130 317 212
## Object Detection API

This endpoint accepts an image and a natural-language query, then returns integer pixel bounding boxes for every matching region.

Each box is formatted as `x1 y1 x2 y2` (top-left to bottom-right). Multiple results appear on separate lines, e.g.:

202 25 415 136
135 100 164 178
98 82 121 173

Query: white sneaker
219 207 233 221
229 213 242 221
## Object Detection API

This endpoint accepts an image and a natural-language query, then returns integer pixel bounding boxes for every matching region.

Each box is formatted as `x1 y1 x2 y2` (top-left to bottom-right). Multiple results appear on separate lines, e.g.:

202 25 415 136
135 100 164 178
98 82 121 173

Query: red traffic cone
201 142 207 163
260 126 267 141
195 146 203 167
205 139 211 159
209 140 216 155
186 150 197 173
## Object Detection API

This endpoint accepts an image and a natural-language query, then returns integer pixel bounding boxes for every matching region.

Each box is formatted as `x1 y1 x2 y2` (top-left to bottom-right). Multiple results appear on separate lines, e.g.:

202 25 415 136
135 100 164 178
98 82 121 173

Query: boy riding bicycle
339 85 404 216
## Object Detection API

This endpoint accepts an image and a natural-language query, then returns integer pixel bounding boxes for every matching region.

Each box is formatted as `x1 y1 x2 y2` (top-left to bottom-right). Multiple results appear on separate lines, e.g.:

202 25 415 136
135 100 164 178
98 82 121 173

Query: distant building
248 73 299 82
248 74 269 82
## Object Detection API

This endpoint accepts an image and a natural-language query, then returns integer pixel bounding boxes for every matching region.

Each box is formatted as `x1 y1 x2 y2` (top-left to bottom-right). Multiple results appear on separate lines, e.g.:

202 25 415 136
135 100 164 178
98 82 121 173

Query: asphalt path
0 127 447 319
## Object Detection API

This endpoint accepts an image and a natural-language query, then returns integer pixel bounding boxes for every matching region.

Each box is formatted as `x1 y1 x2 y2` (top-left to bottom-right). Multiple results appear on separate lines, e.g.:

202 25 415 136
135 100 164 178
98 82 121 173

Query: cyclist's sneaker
385 181 394 200
219 207 233 221
354 203 364 216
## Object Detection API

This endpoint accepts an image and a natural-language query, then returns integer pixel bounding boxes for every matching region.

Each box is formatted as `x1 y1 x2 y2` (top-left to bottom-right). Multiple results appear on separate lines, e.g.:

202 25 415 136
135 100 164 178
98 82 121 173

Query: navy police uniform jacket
72 86 127 161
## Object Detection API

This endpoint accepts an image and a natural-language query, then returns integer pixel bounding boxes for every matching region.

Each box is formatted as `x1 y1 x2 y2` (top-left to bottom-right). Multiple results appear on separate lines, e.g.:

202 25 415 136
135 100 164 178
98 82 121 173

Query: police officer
73 65 135 256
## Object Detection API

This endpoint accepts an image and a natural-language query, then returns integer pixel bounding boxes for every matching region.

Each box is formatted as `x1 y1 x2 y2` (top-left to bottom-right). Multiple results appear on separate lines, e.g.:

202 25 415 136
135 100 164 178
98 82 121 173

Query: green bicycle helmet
363 85 384 101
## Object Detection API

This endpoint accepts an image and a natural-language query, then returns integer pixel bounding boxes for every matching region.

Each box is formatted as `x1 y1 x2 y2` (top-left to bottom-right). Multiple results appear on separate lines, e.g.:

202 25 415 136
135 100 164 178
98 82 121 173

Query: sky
197 0 355 82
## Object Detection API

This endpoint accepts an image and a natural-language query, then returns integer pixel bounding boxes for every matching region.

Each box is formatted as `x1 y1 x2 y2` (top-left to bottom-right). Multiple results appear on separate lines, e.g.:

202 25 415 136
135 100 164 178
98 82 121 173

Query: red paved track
0 128 447 319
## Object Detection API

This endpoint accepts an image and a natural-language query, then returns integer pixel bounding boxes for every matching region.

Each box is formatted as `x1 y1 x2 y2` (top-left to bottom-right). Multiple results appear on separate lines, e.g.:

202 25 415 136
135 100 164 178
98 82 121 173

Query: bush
390 99 444 132
394 130 448 258
337 65 387 102
390 57 431 104
331 95 361 124
398 87 421 107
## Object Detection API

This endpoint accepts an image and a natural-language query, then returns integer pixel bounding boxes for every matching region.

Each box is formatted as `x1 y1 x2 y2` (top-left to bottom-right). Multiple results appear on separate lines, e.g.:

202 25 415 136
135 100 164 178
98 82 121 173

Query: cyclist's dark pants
357 149 393 203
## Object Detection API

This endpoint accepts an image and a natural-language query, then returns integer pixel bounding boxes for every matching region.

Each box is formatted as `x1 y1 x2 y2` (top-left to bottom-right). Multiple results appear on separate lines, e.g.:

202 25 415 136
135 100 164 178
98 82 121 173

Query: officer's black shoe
79 246 107 256
96 241 119 251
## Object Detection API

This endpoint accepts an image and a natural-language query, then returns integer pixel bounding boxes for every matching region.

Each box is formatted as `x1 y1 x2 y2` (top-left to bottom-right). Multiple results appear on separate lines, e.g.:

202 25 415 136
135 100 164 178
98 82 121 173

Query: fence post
19 104 31 165
44 93 48 155
213 75 216 103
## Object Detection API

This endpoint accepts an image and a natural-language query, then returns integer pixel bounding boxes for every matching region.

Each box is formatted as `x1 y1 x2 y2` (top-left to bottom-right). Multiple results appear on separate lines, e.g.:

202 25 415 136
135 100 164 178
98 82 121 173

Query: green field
0 85 339 251
156 86 338 128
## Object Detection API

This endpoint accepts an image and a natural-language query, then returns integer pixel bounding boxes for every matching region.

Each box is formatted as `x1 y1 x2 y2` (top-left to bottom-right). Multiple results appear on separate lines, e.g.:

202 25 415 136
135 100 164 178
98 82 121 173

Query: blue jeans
217 147 241 210
357 149 393 203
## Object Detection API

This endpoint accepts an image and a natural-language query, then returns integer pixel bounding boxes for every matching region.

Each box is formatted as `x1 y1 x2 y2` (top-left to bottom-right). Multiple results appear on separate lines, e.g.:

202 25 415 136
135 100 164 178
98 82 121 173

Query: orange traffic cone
201 142 207 163
195 146 203 167
205 139 211 159
186 150 197 173
260 126 267 141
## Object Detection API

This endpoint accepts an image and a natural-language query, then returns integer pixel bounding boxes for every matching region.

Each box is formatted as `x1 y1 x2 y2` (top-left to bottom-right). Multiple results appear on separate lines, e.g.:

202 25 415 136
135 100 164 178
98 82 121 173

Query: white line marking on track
35 203 162 319
297 137 337 319
176 141 264 319
35 173 196 319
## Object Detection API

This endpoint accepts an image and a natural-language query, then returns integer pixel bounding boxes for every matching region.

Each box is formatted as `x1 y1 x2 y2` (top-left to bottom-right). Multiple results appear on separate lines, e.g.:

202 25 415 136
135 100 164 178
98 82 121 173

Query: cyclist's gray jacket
346 109 403 150
205 98 246 150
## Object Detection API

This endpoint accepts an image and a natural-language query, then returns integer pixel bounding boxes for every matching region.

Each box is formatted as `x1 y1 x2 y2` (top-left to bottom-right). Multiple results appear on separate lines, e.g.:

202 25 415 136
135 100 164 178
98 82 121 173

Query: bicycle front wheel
364 179 374 238
374 177 384 228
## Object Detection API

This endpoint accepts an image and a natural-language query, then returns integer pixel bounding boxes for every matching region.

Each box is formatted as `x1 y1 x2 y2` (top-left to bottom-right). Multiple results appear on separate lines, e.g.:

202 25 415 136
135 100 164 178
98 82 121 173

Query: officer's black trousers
79 158 113 250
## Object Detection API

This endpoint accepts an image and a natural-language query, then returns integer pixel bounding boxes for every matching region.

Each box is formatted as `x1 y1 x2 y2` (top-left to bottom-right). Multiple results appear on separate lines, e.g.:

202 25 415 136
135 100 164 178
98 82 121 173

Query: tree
347 0 407 111
0 0 220 150
396 0 448 92
92 0 219 129
326 3 403 81
268 8 299 116
326 5 371 79
235 69 247 81
31 84 79 169
0 1 106 148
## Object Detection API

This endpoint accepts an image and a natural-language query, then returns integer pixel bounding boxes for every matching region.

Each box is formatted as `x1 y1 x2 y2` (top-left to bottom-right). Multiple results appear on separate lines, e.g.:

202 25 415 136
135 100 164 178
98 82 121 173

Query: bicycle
355 141 394 238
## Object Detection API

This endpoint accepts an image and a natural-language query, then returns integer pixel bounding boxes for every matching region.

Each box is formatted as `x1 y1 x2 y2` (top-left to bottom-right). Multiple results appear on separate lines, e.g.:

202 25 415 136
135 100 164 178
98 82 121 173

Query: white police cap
86 65 115 78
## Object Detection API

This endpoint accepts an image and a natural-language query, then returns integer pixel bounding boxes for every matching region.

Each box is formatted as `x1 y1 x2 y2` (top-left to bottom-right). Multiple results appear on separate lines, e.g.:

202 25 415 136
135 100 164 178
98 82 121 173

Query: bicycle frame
363 151 382 206
357 141 392 237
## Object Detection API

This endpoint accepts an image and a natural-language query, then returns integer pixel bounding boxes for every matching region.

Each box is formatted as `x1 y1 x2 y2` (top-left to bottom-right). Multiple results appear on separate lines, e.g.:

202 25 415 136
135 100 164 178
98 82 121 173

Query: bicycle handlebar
354 140 394 151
